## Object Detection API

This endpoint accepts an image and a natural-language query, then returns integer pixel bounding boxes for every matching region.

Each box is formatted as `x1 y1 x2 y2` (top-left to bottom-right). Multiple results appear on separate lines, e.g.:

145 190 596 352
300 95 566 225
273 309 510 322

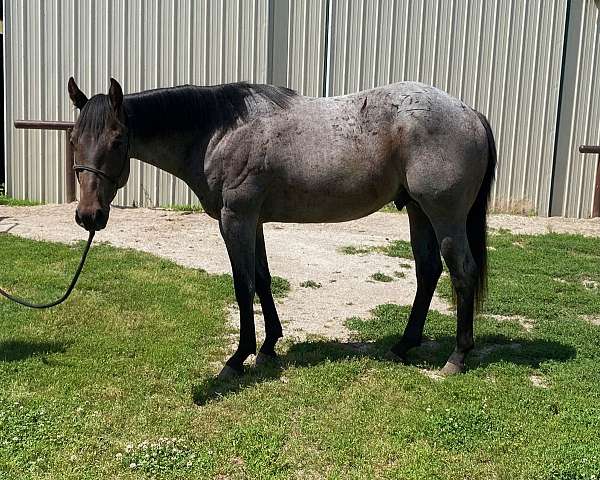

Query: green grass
338 245 373 255
340 240 414 260
270 276 291 298
370 272 394 283
2 231 600 478
0 195 41 206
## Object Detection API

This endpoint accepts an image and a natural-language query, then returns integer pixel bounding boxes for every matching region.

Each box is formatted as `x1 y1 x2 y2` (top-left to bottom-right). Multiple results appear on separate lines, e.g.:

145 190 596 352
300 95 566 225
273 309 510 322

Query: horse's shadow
0 339 68 362
192 334 576 405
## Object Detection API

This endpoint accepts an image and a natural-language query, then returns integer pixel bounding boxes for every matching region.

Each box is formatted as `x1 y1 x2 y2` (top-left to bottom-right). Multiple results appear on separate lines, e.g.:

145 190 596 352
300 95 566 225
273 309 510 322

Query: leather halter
73 136 129 188
73 164 120 186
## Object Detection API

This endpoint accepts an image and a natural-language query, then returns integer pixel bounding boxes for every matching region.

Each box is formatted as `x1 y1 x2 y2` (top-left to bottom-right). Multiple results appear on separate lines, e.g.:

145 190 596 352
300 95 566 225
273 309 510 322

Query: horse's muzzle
75 207 108 231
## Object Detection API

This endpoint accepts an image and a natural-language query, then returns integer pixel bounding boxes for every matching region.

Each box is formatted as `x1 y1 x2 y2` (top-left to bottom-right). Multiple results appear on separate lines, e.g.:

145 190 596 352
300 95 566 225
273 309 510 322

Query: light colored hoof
440 360 464 376
255 352 278 366
217 365 241 380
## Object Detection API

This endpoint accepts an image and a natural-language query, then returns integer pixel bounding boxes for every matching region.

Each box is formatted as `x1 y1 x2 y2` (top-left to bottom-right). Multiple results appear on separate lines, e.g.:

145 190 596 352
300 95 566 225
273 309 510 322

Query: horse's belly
261 156 401 223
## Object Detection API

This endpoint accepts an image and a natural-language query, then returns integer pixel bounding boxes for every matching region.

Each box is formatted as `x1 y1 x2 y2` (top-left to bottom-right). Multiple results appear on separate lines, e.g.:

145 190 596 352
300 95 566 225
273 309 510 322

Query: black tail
468 111 497 311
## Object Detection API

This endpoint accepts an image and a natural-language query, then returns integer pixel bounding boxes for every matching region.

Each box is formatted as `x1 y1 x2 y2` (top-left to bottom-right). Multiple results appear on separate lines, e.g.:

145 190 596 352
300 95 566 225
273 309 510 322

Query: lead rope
0 230 95 309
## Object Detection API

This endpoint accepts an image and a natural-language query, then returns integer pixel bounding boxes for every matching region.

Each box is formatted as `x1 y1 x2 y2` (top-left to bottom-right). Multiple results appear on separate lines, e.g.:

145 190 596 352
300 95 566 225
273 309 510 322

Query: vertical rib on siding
326 0 568 216
5 0 269 207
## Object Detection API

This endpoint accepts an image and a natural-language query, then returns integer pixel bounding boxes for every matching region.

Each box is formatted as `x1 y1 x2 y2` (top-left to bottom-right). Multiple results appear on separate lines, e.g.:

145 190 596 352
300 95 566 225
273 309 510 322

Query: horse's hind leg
390 202 442 360
433 221 478 375
254 224 283 365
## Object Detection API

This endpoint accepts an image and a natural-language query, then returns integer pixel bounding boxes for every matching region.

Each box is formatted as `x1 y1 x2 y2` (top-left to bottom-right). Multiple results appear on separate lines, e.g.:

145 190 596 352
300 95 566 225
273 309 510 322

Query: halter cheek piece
73 138 129 189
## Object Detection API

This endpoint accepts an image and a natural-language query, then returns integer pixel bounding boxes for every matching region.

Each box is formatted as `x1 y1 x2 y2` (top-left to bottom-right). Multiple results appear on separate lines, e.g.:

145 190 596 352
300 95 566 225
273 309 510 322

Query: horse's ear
108 78 123 112
68 77 88 109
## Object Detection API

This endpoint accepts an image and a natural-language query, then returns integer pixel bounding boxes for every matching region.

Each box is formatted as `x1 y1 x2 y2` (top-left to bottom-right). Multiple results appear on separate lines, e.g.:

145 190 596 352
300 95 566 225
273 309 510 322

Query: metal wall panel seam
535 0 560 216
562 3 586 215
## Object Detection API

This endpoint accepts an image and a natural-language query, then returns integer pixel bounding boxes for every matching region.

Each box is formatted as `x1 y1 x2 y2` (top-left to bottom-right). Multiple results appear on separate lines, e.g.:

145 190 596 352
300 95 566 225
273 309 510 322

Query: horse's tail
468 110 497 311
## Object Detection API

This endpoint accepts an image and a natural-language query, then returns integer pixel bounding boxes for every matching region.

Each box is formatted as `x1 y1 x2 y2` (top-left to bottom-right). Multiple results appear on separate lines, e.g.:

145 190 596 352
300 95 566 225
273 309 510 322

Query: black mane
124 82 296 137
75 82 296 140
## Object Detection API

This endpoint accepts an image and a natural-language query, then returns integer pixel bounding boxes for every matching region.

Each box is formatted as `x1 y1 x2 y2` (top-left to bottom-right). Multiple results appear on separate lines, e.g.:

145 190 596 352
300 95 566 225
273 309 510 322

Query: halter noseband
73 164 120 186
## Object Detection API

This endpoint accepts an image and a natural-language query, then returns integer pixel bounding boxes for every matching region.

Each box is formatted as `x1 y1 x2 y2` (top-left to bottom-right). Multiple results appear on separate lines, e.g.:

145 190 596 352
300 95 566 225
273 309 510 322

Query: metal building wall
286 0 328 96
557 0 600 218
4 0 269 207
4 0 600 218
326 0 568 216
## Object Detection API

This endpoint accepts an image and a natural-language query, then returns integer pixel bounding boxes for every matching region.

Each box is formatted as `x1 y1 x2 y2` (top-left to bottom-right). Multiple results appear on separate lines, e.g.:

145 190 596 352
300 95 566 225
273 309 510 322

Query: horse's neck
128 132 197 180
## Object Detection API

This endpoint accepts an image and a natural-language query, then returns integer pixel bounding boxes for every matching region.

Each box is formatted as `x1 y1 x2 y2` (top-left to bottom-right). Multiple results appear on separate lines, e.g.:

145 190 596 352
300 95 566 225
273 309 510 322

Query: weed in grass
271 276 290 298
393 271 406 279
340 240 414 260
370 272 393 282
339 245 373 255
300 280 322 289
380 240 413 259
119 438 198 474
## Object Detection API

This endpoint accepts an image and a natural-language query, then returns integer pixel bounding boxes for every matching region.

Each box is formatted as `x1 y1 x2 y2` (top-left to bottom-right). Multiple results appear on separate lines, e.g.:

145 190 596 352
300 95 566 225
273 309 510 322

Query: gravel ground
2 204 600 341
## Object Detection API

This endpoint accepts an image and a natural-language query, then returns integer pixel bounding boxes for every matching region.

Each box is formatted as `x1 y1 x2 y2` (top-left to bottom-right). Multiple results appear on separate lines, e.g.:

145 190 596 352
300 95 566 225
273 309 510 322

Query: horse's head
68 77 130 231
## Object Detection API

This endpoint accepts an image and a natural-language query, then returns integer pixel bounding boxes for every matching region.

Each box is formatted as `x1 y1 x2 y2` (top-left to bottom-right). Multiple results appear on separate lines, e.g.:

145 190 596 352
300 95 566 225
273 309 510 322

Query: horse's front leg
218 207 258 379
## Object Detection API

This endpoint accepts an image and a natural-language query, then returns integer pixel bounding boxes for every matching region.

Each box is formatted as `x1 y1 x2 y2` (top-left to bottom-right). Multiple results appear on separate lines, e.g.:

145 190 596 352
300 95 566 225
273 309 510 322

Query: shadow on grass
192 334 575 405
0 340 68 362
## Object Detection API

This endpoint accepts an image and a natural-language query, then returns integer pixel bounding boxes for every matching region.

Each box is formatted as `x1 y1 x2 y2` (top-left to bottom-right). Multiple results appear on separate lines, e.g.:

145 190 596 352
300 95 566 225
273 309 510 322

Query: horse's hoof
255 352 279 366
385 350 407 363
217 365 242 380
440 360 464 376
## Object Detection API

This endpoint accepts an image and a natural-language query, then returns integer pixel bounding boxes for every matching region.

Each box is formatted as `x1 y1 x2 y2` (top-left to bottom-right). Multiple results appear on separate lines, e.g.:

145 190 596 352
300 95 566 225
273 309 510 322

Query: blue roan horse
67 77 496 379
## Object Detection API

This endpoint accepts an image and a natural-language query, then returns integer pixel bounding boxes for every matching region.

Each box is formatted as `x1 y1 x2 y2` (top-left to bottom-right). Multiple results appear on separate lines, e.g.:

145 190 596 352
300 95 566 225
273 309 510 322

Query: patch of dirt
582 315 600 326
485 314 535 332
2 204 600 342
529 374 549 388
418 368 444 381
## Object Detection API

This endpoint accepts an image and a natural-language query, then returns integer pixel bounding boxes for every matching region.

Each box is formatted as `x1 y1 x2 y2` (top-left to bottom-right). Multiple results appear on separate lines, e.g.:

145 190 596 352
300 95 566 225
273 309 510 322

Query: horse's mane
75 82 297 140
124 82 296 137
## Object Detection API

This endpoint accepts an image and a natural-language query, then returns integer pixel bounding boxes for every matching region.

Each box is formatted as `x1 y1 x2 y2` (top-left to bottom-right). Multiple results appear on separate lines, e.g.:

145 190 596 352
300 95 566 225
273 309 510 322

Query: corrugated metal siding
286 0 328 96
326 0 567 216
561 0 600 218
5 0 600 218
5 0 269 207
